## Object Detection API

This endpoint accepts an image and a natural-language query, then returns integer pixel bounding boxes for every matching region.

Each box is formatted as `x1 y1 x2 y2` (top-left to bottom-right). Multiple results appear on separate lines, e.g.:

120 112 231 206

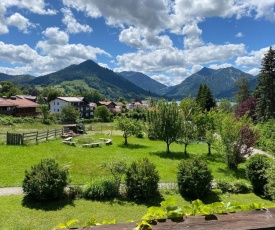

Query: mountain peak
197 67 215 77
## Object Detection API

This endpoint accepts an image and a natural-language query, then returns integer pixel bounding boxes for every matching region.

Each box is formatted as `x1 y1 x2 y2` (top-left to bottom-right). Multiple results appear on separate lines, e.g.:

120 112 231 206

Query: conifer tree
255 47 275 121
235 75 250 105
195 83 216 111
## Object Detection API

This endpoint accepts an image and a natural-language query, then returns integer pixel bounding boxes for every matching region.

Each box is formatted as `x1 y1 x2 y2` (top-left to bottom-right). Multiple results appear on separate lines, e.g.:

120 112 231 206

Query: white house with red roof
49 97 96 119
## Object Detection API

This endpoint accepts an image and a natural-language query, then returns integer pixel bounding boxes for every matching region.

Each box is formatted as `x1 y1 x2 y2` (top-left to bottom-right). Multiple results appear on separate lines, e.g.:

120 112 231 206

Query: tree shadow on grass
179 190 221 205
200 153 224 164
149 151 190 160
118 143 148 149
107 192 164 207
21 195 75 211
217 167 247 180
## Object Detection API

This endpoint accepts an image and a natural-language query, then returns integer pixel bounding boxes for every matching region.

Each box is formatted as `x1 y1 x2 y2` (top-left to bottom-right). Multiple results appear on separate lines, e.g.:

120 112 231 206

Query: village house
0 97 40 117
49 97 96 119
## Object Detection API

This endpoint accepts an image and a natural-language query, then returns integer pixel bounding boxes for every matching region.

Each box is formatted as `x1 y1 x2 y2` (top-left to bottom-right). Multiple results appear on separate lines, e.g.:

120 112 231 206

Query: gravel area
0 187 23 196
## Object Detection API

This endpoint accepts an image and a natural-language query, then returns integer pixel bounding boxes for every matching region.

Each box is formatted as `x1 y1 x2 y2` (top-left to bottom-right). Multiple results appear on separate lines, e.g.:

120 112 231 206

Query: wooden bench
62 141 76 146
105 139 112 145
82 142 100 148
99 138 112 145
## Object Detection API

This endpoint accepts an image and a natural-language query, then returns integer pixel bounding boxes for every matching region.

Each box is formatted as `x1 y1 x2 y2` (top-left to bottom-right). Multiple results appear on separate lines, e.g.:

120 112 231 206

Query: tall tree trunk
208 143 211 155
166 142 170 154
184 144 187 155
124 137 128 145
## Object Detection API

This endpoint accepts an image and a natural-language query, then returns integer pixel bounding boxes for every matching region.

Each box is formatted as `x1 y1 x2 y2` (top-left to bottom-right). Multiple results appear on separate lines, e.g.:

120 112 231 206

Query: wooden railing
6 128 63 145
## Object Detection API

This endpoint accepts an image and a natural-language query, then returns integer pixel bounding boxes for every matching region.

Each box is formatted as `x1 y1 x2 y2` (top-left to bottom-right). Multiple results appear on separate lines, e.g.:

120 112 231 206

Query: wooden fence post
36 131 38 144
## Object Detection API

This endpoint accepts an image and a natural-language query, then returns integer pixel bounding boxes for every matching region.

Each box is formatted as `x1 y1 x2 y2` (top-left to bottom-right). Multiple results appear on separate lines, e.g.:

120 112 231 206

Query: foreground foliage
22 158 70 201
125 158 160 200
177 157 213 199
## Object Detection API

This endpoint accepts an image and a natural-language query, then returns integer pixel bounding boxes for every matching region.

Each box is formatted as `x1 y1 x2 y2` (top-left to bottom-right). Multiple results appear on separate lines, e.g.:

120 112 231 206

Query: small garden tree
22 158 70 201
177 97 199 154
94 105 111 122
246 154 271 194
177 157 213 199
60 104 80 123
214 114 259 169
125 158 160 200
116 117 142 145
146 100 181 153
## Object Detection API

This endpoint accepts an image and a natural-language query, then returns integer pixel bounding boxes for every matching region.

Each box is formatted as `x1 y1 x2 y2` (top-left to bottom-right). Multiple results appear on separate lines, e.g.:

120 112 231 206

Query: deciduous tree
116 117 142 145
146 100 181 153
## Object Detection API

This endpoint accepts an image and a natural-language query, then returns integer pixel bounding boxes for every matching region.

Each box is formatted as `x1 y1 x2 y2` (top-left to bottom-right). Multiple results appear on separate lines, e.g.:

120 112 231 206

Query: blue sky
0 0 275 86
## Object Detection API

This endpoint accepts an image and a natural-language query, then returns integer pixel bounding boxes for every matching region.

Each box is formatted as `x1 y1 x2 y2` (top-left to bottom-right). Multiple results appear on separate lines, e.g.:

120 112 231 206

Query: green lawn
0 130 248 187
0 123 275 229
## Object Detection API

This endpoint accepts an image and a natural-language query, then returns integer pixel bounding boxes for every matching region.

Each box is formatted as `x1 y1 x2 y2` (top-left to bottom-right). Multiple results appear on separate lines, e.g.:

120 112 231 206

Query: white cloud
116 43 245 75
62 0 170 30
182 22 204 49
247 68 260 76
40 27 69 46
6 13 36 33
2 0 56 15
150 74 172 86
119 27 173 49
235 46 272 67
61 8 92 34
209 63 233 69
235 32 244 37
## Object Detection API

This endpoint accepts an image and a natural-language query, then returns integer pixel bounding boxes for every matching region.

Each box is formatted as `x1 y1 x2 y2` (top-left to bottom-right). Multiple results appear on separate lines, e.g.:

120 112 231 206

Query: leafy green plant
22 158 70 201
83 177 119 200
125 158 160 200
216 180 252 194
177 157 213 199
246 154 271 194
56 219 79 229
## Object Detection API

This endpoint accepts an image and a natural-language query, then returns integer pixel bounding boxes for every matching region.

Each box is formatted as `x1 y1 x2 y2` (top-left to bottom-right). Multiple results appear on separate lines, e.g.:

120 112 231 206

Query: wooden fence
6 128 63 145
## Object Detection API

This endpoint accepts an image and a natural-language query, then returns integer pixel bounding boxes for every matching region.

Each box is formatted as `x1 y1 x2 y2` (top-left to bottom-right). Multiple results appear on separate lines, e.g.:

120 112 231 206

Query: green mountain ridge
117 71 168 95
164 67 256 100
0 61 257 100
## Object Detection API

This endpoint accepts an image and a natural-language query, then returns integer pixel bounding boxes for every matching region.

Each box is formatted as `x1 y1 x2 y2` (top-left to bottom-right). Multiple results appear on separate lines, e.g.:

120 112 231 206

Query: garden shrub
265 163 275 200
216 180 252 194
22 158 70 201
125 158 160 200
83 177 119 200
246 154 271 194
177 157 213 199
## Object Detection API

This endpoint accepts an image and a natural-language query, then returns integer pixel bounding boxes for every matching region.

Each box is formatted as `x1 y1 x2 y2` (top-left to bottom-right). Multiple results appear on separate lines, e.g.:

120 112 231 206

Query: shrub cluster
177 157 213 199
22 158 70 201
83 177 119 200
125 158 160 200
216 180 252 194
246 154 271 194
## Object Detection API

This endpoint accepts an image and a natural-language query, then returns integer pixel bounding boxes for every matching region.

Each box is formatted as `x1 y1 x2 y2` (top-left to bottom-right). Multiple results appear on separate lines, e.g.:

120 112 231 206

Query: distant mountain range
163 67 256 100
117 71 168 95
0 60 258 100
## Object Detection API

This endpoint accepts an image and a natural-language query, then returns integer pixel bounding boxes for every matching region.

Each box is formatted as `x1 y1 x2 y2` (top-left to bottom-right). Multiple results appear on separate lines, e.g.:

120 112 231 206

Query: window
54 102 55 105
57 109 59 112
57 102 59 105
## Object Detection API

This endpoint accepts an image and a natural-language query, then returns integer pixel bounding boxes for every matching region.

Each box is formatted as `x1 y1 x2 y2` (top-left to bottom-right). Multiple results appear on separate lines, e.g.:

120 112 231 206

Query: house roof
89 102 97 107
98 101 116 105
5 98 40 108
0 98 16 107
16 95 37 100
56 97 84 102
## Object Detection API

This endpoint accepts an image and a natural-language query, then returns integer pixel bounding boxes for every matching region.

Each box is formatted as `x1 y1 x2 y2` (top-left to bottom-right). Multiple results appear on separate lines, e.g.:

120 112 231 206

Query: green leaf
56 223 67 229
66 219 79 227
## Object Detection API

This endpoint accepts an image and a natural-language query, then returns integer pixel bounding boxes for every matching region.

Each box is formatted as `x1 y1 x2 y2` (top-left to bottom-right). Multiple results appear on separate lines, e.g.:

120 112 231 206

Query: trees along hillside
254 46 275 121
146 100 181 154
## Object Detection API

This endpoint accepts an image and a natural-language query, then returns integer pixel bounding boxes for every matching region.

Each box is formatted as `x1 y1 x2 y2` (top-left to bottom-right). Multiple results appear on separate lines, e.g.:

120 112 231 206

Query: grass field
0 123 275 229
0 130 247 187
